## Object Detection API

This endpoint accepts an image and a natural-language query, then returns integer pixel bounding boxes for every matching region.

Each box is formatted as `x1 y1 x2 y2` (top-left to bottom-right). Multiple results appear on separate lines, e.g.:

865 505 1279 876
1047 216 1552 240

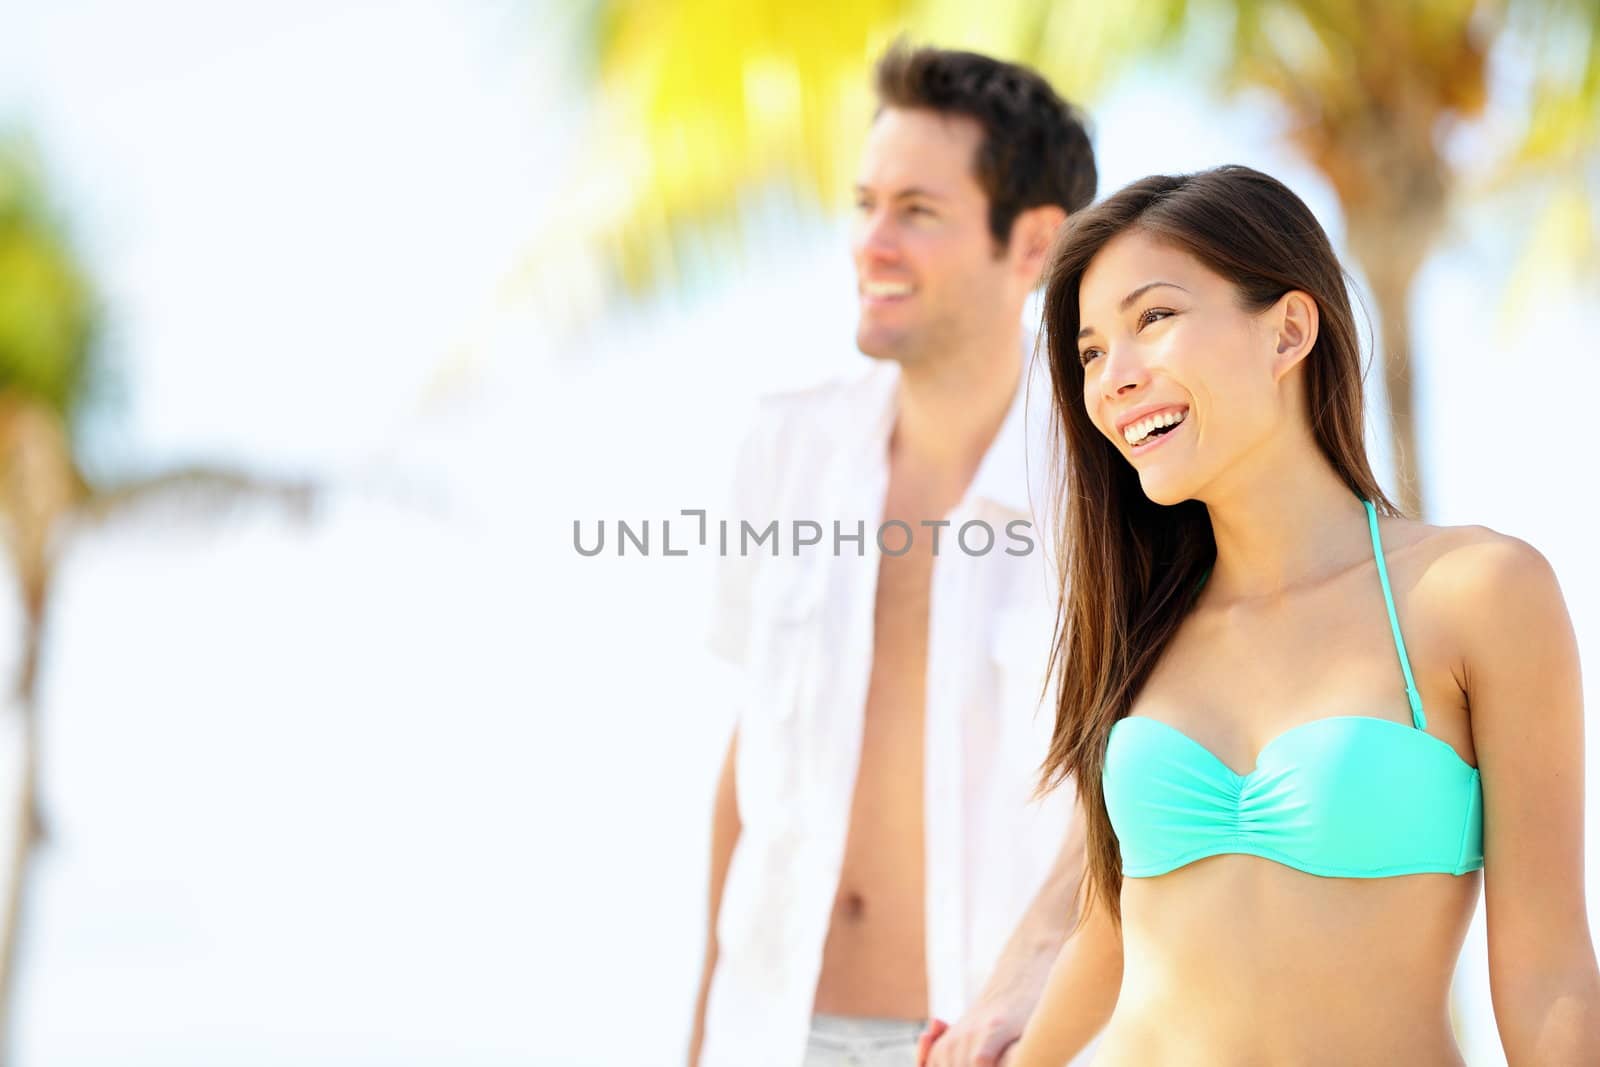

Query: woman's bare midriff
1089 857 1481 1065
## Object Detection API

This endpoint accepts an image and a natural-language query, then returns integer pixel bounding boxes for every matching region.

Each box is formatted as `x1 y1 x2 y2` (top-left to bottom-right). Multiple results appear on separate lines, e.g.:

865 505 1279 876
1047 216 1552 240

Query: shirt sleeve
706 405 778 666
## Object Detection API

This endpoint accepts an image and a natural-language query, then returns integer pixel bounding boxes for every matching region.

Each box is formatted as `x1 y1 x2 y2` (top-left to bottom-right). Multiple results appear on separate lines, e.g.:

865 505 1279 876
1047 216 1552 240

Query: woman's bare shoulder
1384 517 1550 579
1385 517 1566 644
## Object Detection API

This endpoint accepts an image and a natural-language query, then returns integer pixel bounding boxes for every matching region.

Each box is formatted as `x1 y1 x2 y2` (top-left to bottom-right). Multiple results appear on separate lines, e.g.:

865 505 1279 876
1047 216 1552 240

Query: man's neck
888 331 1023 489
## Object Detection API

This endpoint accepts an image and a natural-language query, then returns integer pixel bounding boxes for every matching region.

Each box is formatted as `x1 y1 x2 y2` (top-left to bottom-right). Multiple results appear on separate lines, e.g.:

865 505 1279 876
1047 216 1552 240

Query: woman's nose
1101 344 1150 398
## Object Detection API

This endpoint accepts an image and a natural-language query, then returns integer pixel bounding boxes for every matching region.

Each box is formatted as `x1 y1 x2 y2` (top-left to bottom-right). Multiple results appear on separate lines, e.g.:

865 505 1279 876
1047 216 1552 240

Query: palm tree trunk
0 716 39 1067
1368 260 1425 518
0 606 48 1067
1344 198 1445 520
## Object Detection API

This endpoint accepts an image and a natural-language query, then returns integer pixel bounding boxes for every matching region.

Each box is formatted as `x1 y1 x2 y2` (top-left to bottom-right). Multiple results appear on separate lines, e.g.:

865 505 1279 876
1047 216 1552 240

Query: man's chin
856 326 917 363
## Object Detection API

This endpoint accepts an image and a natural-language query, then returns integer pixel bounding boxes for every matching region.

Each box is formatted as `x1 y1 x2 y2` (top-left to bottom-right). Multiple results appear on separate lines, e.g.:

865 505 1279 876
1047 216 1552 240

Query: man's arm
688 730 741 1067
925 799 1088 1067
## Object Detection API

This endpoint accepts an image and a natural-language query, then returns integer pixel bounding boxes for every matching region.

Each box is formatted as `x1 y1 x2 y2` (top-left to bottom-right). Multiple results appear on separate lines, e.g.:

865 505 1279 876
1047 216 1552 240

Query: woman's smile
1113 404 1192 456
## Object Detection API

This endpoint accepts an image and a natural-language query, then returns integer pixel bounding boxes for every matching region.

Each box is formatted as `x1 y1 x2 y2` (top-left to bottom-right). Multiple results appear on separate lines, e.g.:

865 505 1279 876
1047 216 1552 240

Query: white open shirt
700 350 1076 1067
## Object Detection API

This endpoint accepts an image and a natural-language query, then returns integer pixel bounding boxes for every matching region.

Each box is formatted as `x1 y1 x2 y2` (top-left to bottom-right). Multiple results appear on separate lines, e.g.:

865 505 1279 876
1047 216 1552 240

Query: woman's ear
1270 290 1319 381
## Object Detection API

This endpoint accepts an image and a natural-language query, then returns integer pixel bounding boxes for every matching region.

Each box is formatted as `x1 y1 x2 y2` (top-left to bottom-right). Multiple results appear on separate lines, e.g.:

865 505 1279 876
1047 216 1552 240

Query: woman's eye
1137 307 1174 329
1077 347 1101 367
906 205 933 217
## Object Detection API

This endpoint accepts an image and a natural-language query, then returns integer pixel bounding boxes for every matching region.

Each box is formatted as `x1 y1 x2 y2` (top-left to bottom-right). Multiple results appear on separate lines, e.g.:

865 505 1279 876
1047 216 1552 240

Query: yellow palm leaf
535 0 1185 323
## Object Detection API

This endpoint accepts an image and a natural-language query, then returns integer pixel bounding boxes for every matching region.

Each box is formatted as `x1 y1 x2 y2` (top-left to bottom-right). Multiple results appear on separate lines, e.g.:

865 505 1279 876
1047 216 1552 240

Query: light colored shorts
802 1013 927 1067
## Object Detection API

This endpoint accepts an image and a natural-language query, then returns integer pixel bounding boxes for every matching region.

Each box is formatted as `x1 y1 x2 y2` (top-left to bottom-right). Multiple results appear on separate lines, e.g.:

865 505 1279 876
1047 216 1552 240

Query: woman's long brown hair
1037 165 1397 926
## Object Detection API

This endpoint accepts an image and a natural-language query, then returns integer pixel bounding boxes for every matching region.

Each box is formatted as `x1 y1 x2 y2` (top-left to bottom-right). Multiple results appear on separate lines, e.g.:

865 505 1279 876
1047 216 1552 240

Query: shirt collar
966 342 1049 515
863 335 1053 518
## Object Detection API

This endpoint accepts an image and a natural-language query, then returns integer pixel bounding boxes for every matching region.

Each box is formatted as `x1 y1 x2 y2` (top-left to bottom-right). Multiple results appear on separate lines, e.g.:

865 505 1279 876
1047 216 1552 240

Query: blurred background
0 1 1595 1064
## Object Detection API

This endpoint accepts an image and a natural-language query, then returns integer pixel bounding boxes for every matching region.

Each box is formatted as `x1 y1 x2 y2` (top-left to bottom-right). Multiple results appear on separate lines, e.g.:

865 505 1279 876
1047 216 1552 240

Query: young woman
1011 165 1600 1065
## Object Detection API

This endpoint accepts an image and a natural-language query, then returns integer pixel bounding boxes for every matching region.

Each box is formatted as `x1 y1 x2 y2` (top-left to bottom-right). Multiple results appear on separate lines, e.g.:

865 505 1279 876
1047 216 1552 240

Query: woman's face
1075 228 1304 506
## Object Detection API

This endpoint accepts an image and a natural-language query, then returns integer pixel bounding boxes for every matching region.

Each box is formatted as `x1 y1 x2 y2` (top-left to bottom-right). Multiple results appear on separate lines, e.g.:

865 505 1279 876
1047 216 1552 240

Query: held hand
921 1006 1023 1067
916 1018 948 1067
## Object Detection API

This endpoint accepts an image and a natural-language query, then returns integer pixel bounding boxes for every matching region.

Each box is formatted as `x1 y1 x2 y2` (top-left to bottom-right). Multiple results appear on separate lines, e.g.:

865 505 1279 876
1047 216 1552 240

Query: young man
690 45 1100 1067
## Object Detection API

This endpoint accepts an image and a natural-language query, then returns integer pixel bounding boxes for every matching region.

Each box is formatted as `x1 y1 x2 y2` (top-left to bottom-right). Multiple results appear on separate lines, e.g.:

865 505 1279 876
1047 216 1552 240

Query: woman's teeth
1124 409 1188 446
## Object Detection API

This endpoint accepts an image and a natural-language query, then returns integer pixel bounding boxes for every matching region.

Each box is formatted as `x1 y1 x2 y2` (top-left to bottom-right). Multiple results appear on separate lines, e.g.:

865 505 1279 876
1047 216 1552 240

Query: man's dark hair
874 42 1096 249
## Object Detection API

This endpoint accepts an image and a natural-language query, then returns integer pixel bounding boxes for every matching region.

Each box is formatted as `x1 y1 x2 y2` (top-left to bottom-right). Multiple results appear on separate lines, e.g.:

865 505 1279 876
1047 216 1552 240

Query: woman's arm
1453 535 1600 1064
924 801 1089 1067
1006 879 1122 1067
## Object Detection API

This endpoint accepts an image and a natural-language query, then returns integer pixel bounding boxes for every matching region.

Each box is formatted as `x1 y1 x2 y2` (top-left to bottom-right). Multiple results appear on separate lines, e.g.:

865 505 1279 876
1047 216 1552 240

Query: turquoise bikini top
1103 499 1484 879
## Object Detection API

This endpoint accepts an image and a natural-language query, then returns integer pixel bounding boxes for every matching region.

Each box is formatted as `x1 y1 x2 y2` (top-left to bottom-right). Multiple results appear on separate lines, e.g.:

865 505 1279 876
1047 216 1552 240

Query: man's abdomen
811 700 929 1019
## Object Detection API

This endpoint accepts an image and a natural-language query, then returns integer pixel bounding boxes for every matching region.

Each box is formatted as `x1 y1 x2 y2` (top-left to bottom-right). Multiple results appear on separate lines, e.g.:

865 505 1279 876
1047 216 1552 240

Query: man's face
850 108 1015 364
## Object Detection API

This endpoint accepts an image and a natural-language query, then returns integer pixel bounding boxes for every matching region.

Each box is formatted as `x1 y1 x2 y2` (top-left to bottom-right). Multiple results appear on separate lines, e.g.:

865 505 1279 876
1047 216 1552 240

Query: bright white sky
0 2 1595 1064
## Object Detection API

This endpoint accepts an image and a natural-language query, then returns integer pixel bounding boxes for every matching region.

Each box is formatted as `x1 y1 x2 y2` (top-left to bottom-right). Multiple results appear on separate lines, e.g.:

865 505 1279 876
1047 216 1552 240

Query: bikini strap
1363 498 1427 730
